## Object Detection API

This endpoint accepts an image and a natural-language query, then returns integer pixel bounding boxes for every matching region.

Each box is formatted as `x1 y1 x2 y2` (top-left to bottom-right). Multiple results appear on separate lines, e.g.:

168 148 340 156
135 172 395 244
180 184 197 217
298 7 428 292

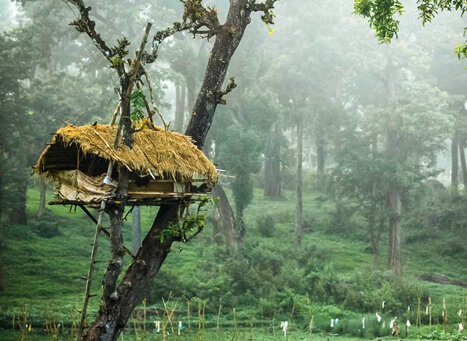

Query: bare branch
144 0 221 63
67 0 113 59
66 0 129 77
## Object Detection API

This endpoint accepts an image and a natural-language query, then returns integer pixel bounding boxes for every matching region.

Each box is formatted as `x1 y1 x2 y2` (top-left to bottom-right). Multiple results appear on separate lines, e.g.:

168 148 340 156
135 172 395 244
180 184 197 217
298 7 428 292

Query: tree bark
295 111 303 248
387 181 402 276
37 177 47 219
131 206 142 256
8 180 27 225
369 207 384 268
385 55 402 276
186 77 196 119
174 83 186 132
83 204 178 341
458 136 467 193
264 124 282 198
316 128 326 177
0 150 4 292
185 2 251 149
452 131 459 196
84 2 254 339
212 184 238 252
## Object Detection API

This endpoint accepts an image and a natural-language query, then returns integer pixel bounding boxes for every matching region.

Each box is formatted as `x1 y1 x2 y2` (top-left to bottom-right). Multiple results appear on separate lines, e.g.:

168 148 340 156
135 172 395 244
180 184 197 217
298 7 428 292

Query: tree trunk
387 181 402 276
83 204 178 341
84 2 254 339
316 129 326 176
186 77 196 119
295 112 303 248
458 136 467 192
8 180 27 225
0 150 4 292
373 237 380 267
384 55 402 276
174 83 186 132
212 184 237 252
37 177 47 219
131 206 142 256
370 207 384 269
452 131 459 195
185 3 251 149
264 124 282 198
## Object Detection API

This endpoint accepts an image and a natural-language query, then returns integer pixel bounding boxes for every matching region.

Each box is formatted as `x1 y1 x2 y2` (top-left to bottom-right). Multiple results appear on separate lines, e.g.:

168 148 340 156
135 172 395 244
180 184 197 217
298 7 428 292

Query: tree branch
144 0 221 63
248 0 278 24
217 77 237 105
66 0 128 77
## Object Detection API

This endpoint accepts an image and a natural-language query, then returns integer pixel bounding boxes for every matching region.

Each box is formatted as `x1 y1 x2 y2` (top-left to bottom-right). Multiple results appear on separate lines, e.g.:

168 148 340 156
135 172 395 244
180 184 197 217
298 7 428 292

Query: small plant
159 197 218 245
130 89 146 123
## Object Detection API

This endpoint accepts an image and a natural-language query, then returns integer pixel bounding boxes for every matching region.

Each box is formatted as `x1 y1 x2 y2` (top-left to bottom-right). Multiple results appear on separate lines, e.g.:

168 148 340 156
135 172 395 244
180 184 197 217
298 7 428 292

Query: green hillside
2 185 467 340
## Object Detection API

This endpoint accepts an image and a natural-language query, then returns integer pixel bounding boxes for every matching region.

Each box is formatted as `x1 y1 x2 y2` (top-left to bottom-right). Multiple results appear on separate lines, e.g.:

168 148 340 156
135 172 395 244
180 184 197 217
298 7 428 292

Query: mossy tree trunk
174 83 186 132
452 131 459 196
316 121 326 177
212 184 238 252
8 180 27 226
385 56 402 276
264 124 282 198
37 177 47 219
458 134 467 193
295 110 303 248
0 142 4 291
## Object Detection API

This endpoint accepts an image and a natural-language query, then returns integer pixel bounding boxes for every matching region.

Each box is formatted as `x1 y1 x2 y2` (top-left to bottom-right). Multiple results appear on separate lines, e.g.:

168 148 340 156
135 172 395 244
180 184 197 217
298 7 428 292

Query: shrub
28 219 61 238
256 215 275 238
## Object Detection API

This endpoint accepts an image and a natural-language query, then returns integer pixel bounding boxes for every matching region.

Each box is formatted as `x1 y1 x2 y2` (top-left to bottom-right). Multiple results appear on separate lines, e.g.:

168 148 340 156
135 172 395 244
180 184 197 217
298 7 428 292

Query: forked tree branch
145 0 221 63
67 0 128 77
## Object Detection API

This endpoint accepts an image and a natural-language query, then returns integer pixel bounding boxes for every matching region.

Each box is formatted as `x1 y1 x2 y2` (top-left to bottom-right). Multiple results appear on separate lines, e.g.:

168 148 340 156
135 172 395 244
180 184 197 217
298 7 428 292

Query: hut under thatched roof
34 120 218 207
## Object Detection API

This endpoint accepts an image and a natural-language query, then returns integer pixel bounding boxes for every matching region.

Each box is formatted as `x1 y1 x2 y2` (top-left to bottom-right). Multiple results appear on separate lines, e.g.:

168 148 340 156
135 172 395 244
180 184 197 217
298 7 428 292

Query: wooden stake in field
429 297 432 334
443 297 447 331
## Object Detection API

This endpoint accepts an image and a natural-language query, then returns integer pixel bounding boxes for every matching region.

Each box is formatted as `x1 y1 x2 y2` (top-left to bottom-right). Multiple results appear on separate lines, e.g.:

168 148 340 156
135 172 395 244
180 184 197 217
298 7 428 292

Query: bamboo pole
76 200 105 340
429 297 432 334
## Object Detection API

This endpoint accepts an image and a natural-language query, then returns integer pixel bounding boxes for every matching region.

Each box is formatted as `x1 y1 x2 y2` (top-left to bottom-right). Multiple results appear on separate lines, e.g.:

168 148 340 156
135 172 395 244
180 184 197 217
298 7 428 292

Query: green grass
2 185 467 339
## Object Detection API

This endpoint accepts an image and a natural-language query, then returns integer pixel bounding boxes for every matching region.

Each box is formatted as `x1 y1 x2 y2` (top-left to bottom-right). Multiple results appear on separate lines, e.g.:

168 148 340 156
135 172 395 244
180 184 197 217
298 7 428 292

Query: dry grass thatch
34 120 218 182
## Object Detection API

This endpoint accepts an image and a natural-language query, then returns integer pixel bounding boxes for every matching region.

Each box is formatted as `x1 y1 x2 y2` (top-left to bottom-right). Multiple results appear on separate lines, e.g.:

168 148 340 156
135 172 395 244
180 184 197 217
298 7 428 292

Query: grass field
2 185 467 340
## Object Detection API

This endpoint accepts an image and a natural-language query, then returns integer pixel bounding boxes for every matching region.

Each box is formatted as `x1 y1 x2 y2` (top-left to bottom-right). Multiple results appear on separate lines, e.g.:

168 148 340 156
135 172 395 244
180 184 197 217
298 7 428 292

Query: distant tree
218 127 262 244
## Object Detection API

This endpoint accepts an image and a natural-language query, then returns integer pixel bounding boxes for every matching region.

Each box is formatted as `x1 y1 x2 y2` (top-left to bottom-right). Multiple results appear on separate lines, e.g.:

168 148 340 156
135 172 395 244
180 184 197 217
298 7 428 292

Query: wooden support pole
77 205 135 259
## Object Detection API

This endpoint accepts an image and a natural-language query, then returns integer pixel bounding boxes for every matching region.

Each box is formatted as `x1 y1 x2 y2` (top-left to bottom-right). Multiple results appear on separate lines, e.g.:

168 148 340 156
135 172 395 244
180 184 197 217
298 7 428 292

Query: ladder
76 201 106 340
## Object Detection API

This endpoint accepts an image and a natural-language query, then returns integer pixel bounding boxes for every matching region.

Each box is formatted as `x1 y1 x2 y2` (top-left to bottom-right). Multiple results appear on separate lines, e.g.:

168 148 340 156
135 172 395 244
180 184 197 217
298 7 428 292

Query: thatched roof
34 121 218 182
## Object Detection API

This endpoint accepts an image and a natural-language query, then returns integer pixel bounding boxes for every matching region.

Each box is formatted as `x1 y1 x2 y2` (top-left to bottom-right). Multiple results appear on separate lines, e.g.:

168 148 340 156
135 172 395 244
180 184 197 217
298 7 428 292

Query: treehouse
33 120 218 208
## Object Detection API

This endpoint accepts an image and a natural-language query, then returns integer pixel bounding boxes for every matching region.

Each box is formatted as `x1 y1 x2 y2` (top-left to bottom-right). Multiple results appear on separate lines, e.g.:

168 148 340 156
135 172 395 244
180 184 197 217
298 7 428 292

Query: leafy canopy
354 0 467 58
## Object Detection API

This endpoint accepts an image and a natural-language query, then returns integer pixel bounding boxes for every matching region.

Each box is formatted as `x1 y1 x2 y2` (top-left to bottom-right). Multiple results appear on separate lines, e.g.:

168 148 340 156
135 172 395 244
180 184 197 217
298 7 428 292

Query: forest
2 0 467 340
